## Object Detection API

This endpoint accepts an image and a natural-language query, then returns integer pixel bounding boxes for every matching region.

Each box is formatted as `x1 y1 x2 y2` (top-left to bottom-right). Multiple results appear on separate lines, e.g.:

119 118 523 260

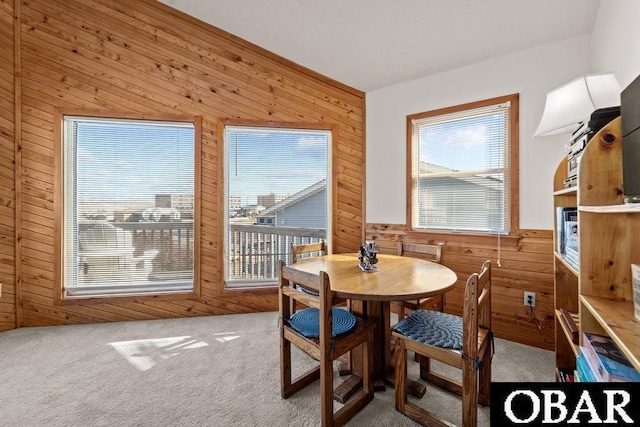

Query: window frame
218 119 336 291
406 94 520 237
54 110 202 304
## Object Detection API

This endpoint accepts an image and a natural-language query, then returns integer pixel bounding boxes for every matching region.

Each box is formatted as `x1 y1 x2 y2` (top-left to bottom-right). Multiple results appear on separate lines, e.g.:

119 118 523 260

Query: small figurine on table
358 240 379 272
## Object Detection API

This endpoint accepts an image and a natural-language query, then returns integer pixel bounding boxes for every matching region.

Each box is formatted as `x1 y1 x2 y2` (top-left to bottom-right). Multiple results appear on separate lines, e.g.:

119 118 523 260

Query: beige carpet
0 312 553 426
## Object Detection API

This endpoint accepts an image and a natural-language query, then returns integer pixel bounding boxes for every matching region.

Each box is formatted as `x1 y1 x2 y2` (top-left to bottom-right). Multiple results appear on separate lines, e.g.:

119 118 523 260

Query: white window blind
63 116 195 296
224 126 331 287
410 101 511 234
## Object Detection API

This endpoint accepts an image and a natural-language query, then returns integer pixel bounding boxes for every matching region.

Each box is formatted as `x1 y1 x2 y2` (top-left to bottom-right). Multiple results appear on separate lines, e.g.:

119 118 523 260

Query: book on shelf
555 207 577 255
564 246 579 270
582 332 640 382
564 219 578 252
559 308 579 343
576 348 598 382
632 263 640 321
557 366 575 382
556 207 565 254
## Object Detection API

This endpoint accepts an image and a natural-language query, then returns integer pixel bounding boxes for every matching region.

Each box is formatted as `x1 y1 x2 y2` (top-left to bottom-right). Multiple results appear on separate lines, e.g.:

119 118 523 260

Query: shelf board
579 204 640 214
580 295 640 372
555 309 579 358
554 252 579 276
554 187 577 196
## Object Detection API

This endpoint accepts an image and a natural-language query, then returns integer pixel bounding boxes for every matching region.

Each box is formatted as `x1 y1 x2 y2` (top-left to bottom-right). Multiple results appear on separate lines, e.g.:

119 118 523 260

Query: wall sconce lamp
533 73 622 137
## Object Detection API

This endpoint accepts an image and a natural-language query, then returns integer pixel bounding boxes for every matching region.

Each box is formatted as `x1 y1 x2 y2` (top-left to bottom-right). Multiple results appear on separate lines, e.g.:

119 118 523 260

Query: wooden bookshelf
552 117 640 381
552 156 579 377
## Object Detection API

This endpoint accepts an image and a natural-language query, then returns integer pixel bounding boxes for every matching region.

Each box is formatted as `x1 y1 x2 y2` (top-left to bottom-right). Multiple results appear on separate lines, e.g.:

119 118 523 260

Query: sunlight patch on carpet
212 332 241 343
109 336 209 371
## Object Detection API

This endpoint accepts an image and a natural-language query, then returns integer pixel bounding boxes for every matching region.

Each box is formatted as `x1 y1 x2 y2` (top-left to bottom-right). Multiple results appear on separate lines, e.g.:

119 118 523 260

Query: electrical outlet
524 291 535 307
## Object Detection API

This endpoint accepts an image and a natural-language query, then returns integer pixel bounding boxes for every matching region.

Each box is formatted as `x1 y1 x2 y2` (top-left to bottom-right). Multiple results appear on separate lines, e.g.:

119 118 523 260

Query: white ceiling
160 0 601 92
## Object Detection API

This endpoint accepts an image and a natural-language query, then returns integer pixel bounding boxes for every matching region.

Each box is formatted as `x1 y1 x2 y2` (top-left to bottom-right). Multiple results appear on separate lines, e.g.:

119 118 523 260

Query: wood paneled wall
0 0 555 350
1 0 365 330
367 224 555 350
0 0 16 331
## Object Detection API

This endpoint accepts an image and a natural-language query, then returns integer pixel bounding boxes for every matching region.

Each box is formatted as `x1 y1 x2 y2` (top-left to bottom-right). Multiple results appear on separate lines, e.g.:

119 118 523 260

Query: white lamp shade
533 73 621 137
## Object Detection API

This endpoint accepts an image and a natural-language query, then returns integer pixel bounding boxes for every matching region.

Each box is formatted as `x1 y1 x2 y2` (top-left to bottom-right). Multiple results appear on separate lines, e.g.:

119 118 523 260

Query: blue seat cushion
394 309 463 349
288 307 357 338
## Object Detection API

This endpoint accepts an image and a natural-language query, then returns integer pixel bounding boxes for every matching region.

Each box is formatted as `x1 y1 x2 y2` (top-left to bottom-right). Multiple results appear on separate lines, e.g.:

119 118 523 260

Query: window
223 124 332 288
407 94 519 235
59 114 200 298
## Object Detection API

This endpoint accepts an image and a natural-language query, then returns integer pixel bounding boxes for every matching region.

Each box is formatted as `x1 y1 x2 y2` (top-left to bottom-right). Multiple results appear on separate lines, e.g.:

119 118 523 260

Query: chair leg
418 354 432 379
280 334 292 398
394 338 408 412
320 352 334 427
479 343 491 406
462 356 478 427
395 339 454 427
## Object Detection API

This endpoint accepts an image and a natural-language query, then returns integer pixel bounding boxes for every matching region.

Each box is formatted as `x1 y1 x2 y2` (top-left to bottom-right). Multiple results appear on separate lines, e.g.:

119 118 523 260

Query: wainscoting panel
367 224 555 350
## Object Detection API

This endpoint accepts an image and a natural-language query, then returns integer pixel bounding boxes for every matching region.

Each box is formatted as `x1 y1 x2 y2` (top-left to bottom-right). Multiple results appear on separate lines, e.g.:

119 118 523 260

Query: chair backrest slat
281 286 321 310
281 264 321 291
397 241 443 264
462 260 491 358
477 260 492 330
291 240 327 264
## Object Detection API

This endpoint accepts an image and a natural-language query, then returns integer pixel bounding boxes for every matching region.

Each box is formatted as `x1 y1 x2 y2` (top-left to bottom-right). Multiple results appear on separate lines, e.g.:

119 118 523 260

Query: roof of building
418 161 503 190
258 179 326 217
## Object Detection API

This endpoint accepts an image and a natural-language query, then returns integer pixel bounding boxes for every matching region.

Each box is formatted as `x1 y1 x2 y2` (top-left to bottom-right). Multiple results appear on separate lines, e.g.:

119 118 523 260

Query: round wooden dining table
289 252 458 393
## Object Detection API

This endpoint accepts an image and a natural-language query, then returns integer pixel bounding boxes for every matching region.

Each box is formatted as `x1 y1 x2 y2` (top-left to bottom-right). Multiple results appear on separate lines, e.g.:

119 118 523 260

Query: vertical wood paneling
0 0 555 352
11 0 364 328
367 224 555 350
0 0 16 331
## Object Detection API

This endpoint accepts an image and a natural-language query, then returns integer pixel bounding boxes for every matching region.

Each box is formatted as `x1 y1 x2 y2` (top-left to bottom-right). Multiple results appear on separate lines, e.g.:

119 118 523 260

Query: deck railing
79 221 194 281
228 223 326 280
78 221 325 282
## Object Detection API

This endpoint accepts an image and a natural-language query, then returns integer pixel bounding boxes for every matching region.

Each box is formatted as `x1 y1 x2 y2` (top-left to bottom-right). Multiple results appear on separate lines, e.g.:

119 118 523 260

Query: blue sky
75 121 194 203
73 121 329 207
226 127 329 205
419 112 505 171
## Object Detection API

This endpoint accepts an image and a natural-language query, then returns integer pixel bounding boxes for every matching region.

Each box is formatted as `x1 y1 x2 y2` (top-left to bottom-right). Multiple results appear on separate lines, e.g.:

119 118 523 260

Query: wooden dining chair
392 260 492 427
394 241 445 319
290 240 327 311
290 240 351 374
279 260 375 427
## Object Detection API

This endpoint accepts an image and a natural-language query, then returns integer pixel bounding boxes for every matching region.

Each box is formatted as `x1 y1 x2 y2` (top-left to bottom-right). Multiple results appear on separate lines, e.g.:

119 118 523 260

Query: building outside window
223 124 332 288
59 114 200 298
407 94 519 235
